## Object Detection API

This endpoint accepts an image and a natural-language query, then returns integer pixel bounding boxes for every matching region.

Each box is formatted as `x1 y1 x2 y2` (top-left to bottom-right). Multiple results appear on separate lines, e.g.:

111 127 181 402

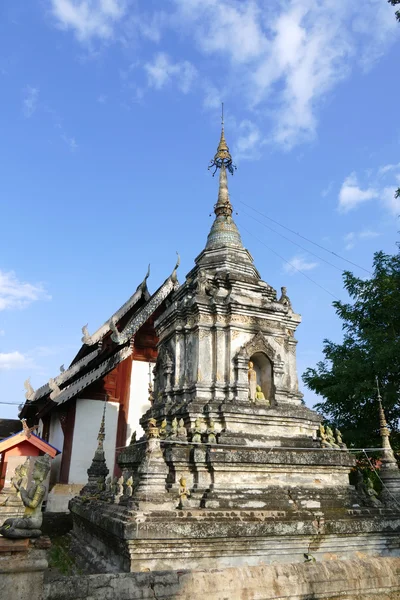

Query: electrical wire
235 198 373 276
239 222 340 300
0 401 22 406
238 209 345 273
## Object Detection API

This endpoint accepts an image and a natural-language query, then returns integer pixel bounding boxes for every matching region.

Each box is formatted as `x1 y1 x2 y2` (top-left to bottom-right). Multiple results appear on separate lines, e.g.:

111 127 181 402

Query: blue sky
1 0 399 419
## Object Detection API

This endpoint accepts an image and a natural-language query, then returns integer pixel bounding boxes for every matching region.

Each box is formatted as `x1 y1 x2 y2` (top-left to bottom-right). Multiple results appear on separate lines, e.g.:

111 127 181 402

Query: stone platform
69 435 400 573
44 557 400 600
0 540 48 600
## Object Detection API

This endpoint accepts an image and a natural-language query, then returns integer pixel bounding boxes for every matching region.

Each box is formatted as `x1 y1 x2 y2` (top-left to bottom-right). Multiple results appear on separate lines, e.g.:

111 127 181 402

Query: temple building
20 124 400 573
19 262 180 510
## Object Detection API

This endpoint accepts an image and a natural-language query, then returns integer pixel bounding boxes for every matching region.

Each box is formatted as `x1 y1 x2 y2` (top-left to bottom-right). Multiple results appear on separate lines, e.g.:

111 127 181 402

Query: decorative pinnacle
375 376 397 466
208 103 236 176
97 399 107 449
376 376 390 438
214 164 233 218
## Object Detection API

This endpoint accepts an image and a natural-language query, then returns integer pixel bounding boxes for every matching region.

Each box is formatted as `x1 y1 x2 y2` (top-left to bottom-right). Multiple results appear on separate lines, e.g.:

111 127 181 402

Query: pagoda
69 123 400 573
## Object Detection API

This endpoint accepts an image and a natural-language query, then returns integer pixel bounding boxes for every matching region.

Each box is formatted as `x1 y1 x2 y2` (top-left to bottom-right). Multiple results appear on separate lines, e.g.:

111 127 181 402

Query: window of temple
250 352 274 403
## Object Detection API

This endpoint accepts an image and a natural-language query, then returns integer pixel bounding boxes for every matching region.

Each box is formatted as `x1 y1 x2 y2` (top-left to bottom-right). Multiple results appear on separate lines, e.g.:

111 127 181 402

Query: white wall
48 413 64 486
68 400 119 484
126 360 152 443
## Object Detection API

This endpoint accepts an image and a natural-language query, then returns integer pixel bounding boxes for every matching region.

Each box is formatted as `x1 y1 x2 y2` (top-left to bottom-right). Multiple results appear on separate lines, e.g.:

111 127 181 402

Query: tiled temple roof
81 265 151 346
20 260 179 415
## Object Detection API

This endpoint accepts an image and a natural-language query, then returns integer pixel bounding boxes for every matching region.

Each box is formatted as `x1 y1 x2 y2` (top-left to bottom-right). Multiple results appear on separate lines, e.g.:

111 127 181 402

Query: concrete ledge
0 547 47 600
44 556 400 600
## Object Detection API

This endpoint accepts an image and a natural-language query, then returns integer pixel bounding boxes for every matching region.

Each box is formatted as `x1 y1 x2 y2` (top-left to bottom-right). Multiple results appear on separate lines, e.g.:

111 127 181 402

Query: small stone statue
114 476 124 504
177 418 187 441
11 459 29 498
334 428 347 449
0 454 51 539
318 424 331 448
147 418 159 439
278 286 292 308
255 385 270 405
125 476 133 499
169 417 178 438
255 385 265 400
129 431 137 446
206 419 217 444
192 417 203 443
248 361 257 402
159 419 168 439
365 476 381 507
148 382 154 406
325 426 340 449
178 475 191 509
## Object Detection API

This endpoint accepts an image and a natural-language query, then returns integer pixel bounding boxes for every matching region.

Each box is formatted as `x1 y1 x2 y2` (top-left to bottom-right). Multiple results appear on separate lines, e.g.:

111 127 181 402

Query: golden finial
209 103 236 176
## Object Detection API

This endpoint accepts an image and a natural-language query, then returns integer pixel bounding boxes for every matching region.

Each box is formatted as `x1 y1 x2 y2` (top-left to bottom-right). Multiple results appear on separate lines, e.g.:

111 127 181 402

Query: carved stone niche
234 331 276 405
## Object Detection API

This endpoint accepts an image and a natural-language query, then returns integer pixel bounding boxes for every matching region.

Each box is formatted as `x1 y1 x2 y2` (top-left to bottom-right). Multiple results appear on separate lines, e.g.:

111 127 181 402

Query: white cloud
0 329 5 336
144 53 197 94
61 134 78 151
338 164 400 215
338 173 378 212
344 229 379 250
23 85 39 118
173 0 399 148
381 186 400 215
284 254 318 275
47 0 400 150
234 120 262 161
49 0 127 42
378 162 400 176
321 182 333 198
0 270 51 311
0 351 32 371
358 229 380 240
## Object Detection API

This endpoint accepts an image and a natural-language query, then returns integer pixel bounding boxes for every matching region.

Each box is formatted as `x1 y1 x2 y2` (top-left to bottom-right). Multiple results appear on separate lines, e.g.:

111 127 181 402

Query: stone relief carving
199 329 210 340
237 330 277 362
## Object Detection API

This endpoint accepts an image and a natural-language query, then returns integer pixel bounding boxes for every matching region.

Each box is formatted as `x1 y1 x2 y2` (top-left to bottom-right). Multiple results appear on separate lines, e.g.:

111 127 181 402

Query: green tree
303 247 400 449
388 0 400 22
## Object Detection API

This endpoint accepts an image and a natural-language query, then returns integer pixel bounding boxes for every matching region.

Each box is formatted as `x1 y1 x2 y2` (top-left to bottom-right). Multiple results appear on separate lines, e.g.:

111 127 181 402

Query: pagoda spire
205 105 242 250
376 377 397 466
375 377 400 505
80 398 109 497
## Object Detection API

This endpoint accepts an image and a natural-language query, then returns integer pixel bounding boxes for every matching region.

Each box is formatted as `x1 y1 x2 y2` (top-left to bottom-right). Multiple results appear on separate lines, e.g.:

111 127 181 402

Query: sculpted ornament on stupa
248 361 257 402
0 454 51 539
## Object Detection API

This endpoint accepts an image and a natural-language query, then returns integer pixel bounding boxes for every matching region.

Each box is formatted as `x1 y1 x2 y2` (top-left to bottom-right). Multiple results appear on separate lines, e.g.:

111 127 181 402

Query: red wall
0 442 41 490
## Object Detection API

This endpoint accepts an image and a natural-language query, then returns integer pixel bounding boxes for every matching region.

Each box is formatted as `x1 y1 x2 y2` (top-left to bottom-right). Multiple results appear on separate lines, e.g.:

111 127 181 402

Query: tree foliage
303 247 400 449
388 0 400 23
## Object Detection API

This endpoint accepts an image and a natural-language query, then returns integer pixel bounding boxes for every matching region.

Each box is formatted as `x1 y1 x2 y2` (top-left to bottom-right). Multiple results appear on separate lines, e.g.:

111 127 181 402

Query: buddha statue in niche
248 353 273 405
248 361 257 401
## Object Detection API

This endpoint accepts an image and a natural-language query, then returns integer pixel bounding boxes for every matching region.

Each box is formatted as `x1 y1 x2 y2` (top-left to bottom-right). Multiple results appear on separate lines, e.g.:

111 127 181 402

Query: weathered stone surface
0 547 47 600
68 139 400 574
44 557 400 600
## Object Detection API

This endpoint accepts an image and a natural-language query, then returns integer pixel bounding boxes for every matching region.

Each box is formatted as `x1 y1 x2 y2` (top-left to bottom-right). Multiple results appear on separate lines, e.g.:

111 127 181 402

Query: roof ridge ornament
24 378 35 401
208 103 236 176
49 377 61 402
171 252 180 284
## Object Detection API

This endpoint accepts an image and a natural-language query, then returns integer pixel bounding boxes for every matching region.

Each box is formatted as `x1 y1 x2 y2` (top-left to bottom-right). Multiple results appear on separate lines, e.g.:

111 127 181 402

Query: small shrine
0 421 59 522
64 123 400 573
